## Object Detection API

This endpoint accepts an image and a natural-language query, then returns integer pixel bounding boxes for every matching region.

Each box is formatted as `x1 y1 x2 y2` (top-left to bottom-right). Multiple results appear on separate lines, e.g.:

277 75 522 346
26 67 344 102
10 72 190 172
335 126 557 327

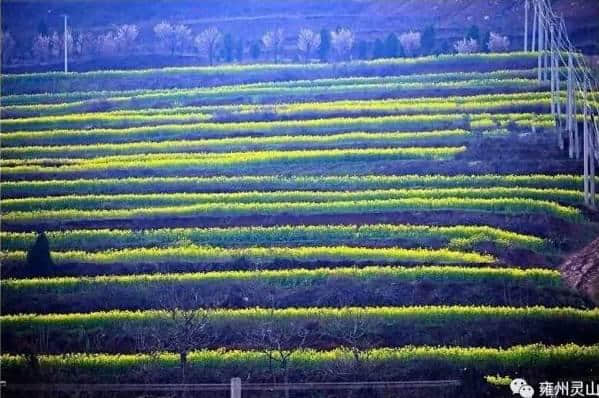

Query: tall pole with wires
62 14 68 73
583 80 590 206
537 0 543 82
543 1 549 81
531 0 537 52
567 51 574 159
555 28 562 129
528 0 597 208
524 0 529 52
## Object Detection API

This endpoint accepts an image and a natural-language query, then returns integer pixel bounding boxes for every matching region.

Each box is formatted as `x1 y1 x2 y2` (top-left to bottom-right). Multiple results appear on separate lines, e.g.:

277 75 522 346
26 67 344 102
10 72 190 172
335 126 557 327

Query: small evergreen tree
466 25 480 43
384 33 399 58
37 20 48 36
372 38 385 59
235 39 244 62
481 31 491 52
318 28 331 62
357 40 368 60
440 40 451 54
27 231 53 275
421 25 436 55
250 41 261 60
223 33 234 62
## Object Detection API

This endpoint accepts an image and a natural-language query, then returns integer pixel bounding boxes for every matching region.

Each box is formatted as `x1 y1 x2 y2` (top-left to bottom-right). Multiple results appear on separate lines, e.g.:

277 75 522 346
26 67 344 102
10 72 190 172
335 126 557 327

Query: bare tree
173 24 193 53
399 31 421 57
153 21 173 52
487 32 510 53
297 28 321 63
1 30 16 64
48 30 73 59
50 31 61 58
96 32 119 56
454 37 479 54
262 28 284 63
331 28 354 61
154 21 192 55
322 311 377 381
32 34 51 62
245 308 312 398
74 32 97 57
139 286 218 384
195 27 222 66
115 24 139 52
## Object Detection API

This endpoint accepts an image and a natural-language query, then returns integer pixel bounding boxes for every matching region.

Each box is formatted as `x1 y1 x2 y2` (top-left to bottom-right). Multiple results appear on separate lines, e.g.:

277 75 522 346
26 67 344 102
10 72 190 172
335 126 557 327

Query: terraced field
2 53 599 396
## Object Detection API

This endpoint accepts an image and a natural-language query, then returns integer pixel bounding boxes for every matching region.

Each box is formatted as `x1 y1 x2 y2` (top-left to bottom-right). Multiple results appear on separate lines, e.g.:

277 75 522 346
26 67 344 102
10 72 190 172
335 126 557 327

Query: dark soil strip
1 159 584 182
3 259 502 279
3 316 598 355
2 58 538 95
3 276 592 315
3 211 594 245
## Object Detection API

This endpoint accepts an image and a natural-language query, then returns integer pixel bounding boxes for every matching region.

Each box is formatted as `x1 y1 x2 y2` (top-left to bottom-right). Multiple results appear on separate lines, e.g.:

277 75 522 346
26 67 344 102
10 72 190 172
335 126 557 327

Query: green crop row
1 147 466 179
7 305 596 327
1 52 540 95
1 112 561 149
2 265 561 293
1 197 582 224
2 343 597 383
0 224 546 253
182 91 593 121
0 187 583 213
1 130 472 159
0 115 469 146
3 306 597 340
2 174 590 198
0 78 545 119
2 91 553 117
0 98 541 132
1 69 542 107
471 112 573 130
1 245 494 268
1 111 212 132
0 93 553 131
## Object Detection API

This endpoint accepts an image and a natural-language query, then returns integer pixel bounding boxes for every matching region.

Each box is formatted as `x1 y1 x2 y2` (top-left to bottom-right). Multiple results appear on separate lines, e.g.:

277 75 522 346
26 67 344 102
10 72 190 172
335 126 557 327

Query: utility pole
543 11 549 81
62 14 68 73
567 51 574 159
550 26 564 150
550 26 555 117
527 0 598 208
555 29 562 129
524 0 529 52
574 80 580 159
582 79 596 208
537 0 543 82
530 0 539 52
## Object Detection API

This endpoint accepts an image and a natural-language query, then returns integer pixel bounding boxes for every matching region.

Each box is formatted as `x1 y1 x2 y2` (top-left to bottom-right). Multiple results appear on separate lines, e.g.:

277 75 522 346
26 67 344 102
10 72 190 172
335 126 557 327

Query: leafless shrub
297 28 321 62
488 32 510 53
454 37 479 54
399 31 421 56
331 28 354 61
262 28 284 63
195 27 222 65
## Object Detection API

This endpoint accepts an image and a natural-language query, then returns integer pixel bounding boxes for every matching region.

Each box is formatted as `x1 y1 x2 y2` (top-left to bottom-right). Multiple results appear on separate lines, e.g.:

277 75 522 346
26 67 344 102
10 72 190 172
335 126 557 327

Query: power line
524 0 597 208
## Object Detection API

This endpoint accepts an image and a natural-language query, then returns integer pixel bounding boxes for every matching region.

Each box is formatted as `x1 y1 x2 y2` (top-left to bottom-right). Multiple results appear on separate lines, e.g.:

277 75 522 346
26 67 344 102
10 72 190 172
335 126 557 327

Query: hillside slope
2 0 598 73
1 53 599 396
